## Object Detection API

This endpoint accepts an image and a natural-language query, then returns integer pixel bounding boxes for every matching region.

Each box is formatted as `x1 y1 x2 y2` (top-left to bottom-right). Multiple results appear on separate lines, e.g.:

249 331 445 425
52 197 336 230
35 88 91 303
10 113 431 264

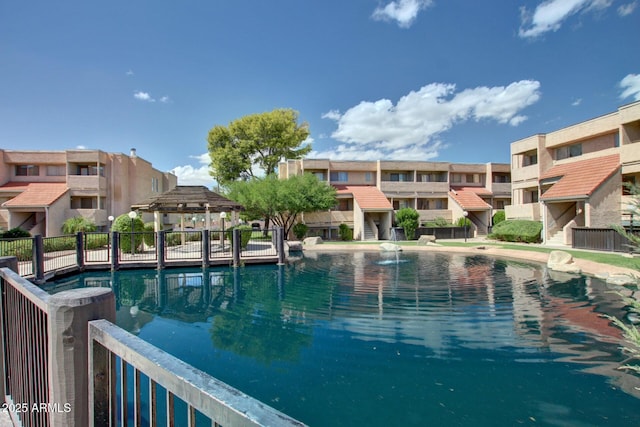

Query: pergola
131 185 244 231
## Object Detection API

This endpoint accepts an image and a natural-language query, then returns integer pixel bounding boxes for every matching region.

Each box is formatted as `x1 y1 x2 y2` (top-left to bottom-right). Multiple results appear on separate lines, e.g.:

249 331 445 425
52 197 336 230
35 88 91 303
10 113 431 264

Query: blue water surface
45 251 640 426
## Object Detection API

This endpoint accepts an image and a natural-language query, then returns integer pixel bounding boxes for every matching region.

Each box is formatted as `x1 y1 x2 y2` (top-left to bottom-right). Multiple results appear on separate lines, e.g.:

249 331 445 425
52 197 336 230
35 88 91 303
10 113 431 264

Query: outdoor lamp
220 212 227 247
128 211 137 255
108 215 114 232
463 211 469 243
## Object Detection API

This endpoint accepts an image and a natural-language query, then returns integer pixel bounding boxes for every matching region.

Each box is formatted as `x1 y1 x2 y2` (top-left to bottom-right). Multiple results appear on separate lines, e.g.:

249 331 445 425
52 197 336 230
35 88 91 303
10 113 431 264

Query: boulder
380 243 402 252
417 235 436 245
303 236 323 246
605 274 637 287
547 250 581 274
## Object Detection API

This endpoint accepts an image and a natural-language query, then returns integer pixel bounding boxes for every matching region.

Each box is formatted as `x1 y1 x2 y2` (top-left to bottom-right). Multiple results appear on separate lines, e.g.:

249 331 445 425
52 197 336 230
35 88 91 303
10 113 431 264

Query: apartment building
0 148 177 236
508 100 640 245
279 159 511 240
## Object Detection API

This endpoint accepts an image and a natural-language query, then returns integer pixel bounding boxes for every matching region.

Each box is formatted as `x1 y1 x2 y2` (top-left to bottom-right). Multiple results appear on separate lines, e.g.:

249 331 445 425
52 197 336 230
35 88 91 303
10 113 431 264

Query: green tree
207 108 311 185
227 174 336 239
61 216 97 234
395 208 420 240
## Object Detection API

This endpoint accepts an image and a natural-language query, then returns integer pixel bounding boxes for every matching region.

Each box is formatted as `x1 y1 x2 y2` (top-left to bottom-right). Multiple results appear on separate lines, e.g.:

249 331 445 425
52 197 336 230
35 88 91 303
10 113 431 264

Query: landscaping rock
303 237 323 246
417 235 436 245
605 274 638 287
380 243 402 252
547 250 581 274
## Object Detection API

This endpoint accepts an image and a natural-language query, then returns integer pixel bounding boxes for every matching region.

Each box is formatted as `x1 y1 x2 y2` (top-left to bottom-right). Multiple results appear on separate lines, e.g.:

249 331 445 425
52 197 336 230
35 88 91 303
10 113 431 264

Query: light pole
128 211 137 255
220 212 227 248
463 211 469 243
107 215 114 233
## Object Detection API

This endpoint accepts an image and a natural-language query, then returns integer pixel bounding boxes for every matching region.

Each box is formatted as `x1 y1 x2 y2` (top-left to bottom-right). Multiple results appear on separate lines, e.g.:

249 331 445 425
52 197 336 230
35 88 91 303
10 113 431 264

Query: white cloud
618 1 638 16
170 153 216 186
126 70 134 76
318 80 541 160
572 98 582 106
134 91 155 102
160 96 170 103
372 0 433 28
620 74 640 101
519 0 612 38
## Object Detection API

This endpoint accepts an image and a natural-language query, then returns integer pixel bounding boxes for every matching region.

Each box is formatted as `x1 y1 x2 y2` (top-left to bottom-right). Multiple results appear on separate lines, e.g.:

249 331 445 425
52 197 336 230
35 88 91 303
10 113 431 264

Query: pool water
45 251 640 426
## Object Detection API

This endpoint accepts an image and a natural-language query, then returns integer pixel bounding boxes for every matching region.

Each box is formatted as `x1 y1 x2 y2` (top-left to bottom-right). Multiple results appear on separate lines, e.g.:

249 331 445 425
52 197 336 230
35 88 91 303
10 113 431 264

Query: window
15 165 39 176
451 173 462 183
330 171 348 182
556 143 582 160
313 172 326 181
74 164 104 176
523 153 538 166
466 174 481 184
365 172 372 182
47 165 66 176
151 177 159 192
623 176 636 195
390 173 410 182
71 197 96 209
493 174 511 183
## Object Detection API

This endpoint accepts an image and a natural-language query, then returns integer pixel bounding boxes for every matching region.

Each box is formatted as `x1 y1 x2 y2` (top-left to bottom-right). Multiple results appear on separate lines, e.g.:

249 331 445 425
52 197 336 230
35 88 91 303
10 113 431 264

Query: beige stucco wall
586 171 622 228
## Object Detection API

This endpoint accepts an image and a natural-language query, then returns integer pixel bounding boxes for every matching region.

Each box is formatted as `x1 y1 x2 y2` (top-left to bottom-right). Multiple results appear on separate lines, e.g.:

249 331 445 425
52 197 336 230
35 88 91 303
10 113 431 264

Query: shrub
492 210 506 226
0 239 33 260
489 220 543 243
395 208 420 240
434 217 449 227
455 216 472 227
1 228 30 239
292 223 309 240
143 223 156 247
338 223 353 241
62 216 97 234
111 214 145 253
226 225 253 249
85 233 109 249
43 236 76 252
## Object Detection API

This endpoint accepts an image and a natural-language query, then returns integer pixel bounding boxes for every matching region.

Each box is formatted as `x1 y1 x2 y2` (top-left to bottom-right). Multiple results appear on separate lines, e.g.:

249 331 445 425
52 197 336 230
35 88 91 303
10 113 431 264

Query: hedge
489 220 542 243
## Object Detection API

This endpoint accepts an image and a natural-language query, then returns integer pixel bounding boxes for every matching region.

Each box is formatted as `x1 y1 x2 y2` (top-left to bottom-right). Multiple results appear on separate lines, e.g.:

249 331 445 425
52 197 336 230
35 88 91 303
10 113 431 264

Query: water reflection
44 251 640 426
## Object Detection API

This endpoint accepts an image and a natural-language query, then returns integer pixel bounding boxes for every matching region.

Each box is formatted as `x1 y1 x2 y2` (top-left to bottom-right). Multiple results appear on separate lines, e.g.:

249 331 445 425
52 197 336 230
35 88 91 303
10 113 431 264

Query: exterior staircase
363 221 376 241
546 230 565 246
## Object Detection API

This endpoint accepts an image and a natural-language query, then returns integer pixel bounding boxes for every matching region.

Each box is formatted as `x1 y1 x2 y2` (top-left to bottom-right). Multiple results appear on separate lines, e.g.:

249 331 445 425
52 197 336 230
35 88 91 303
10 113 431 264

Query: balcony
505 203 541 221
66 175 106 191
380 181 449 193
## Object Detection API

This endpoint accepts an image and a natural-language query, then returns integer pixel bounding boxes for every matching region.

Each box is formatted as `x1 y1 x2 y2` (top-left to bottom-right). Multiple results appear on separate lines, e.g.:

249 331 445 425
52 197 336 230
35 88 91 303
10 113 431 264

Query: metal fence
89 319 306 427
165 230 202 260
118 231 158 264
0 238 34 277
242 229 278 258
42 235 77 272
0 265 49 427
0 261 306 426
572 227 634 253
84 232 111 264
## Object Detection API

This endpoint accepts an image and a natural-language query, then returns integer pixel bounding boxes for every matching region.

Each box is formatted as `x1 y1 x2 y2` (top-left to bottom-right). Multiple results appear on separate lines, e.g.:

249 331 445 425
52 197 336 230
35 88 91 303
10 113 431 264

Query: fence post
48 287 116 427
157 231 166 270
277 227 285 265
232 229 241 267
33 234 45 284
77 232 85 269
202 230 210 268
110 232 119 271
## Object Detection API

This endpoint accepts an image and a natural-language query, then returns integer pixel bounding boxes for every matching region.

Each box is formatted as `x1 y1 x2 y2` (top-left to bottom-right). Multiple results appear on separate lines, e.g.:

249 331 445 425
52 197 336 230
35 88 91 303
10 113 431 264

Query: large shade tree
207 108 311 185
227 174 337 239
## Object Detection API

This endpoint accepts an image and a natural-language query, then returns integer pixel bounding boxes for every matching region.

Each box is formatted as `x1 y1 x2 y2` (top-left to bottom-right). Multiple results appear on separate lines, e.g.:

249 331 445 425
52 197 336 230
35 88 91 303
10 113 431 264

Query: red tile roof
1 183 68 207
448 189 492 210
540 154 620 201
335 185 393 210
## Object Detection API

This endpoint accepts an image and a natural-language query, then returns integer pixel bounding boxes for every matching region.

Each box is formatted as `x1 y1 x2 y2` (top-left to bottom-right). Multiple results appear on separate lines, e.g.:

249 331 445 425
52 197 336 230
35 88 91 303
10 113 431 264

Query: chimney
130 148 137 158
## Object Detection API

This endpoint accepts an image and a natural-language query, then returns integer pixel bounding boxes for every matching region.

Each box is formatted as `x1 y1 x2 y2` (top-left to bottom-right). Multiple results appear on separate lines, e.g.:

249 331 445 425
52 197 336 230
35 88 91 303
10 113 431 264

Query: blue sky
2 0 639 186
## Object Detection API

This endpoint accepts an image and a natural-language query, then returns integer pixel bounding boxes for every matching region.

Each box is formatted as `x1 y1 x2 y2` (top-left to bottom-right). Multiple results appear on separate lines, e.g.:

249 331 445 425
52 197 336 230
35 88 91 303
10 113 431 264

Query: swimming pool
45 251 640 426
